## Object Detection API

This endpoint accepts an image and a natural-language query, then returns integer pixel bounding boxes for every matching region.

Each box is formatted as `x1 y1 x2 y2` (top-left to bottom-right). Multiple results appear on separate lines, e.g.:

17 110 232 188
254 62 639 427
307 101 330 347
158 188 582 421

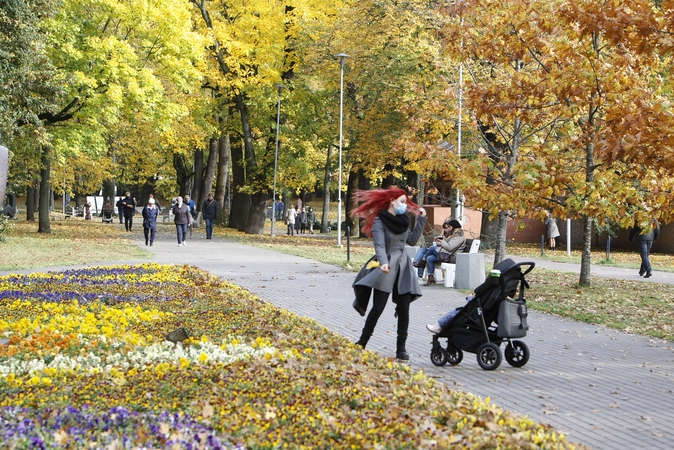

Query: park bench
415 238 482 288
64 205 85 219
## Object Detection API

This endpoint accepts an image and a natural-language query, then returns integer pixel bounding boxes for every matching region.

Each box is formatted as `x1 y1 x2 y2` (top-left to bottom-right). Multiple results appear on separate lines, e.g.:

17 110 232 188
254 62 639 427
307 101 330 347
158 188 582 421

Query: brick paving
8 227 674 449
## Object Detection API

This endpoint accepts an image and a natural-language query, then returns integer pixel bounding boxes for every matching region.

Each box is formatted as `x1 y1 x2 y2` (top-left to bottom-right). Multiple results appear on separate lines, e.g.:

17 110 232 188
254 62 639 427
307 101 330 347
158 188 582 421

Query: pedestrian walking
350 187 427 361
202 193 219 239
184 195 196 220
628 218 660 278
286 205 297 236
121 192 137 232
275 198 284 221
545 211 560 251
172 196 192 246
142 198 159 246
298 208 308 234
116 196 124 224
307 207 316 234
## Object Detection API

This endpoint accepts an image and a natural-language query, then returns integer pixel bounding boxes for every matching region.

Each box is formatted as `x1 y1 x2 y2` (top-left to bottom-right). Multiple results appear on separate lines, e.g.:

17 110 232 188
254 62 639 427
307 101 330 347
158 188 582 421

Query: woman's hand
419 208 427 217
380 264 391 274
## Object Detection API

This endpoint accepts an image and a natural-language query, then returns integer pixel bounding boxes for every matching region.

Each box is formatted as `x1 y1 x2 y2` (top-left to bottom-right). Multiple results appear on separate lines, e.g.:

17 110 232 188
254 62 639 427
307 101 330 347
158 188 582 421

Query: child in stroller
426 258 534 370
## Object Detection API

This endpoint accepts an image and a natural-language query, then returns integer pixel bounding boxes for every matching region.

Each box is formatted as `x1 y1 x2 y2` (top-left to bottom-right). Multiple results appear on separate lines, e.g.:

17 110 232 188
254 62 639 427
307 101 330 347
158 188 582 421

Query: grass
498 241 674 272
0 217 151 271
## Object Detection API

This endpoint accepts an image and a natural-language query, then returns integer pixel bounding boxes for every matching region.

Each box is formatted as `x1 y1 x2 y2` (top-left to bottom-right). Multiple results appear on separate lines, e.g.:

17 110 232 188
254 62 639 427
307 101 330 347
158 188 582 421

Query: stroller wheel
430 348 448 366
477 343 502 371
505 340 530 367
446 346 463 365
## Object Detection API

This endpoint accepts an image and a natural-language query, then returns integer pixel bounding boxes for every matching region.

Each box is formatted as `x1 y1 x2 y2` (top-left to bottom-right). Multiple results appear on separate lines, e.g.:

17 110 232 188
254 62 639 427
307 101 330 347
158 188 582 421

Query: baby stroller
429 258 535 371
101 206 114 223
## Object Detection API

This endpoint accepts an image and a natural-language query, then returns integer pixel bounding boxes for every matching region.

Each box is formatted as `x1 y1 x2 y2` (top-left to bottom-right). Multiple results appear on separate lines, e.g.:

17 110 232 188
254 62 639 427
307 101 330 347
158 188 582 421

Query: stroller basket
429 258 535 370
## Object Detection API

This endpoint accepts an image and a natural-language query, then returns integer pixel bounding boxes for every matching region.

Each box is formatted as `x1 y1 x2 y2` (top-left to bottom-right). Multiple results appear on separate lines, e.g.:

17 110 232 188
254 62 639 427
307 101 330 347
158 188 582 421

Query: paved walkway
9 229 674 449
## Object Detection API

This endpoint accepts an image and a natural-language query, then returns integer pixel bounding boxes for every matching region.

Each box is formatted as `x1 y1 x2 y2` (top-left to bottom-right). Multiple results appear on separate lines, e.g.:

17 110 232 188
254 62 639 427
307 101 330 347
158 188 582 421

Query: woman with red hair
351 187 427 361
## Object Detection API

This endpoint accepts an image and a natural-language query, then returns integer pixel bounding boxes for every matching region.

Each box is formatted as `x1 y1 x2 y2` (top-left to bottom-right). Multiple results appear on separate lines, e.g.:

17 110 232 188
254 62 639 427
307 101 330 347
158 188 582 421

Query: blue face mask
395 203 407 215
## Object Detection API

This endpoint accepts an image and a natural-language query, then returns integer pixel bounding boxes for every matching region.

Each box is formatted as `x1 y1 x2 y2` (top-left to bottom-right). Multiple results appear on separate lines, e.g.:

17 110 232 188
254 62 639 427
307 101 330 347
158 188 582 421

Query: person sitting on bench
413 219 454 279
420 219 466 286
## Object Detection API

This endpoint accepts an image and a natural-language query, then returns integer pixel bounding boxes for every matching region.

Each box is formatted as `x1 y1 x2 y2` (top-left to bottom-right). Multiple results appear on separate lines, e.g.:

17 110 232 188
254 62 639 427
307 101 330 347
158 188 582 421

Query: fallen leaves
0 263 582 448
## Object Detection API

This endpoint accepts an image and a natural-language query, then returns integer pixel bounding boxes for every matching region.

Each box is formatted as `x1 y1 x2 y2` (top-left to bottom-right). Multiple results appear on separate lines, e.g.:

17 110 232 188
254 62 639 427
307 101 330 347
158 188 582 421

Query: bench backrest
464 239 481 253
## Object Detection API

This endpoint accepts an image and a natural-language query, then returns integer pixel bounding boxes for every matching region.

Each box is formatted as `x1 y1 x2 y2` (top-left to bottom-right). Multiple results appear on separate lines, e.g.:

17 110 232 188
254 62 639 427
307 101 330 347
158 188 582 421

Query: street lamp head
276 83 285 93
335 53 350 66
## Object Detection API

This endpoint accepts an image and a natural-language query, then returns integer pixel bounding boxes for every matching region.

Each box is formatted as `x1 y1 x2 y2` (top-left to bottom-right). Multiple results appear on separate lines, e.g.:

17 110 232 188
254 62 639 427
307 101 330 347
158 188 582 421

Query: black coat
202 198 219 220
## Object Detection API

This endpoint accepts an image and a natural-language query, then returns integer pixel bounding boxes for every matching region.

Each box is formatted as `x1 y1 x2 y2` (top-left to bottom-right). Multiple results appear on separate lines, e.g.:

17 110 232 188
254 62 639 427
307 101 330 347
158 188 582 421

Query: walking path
9 229 674 449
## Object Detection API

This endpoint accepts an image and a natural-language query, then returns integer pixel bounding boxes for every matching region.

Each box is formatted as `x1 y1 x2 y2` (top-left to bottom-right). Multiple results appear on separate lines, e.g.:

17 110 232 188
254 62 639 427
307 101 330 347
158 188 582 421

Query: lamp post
271 83 285 237
455 15 464 224
335 53 349 247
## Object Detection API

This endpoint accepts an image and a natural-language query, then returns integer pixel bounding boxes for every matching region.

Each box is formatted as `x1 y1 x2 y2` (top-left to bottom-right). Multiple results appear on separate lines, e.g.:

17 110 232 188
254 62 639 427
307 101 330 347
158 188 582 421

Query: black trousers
124 215 133 231
360 286 411 351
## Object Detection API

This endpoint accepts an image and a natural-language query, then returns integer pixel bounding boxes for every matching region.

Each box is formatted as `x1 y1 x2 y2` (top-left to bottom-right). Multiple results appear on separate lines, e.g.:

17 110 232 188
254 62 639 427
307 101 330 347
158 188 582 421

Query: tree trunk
480 214 500 249
102 179 116 207
244 192 267 234
579 138 596 286
201 137 218 211
173 153 189 197
228 134 246 229
493 211 509 266
406 170 425 208
215 134 230 220
38 147 51 233
579 215 593 286
345 170 359 237
26 184 36 221
192 148 204 204
236 93 263 234
321 144 333 233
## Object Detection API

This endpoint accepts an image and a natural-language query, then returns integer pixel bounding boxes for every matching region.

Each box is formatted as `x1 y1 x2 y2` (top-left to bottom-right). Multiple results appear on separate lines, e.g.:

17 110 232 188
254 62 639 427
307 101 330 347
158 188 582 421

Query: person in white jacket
286 205 297 236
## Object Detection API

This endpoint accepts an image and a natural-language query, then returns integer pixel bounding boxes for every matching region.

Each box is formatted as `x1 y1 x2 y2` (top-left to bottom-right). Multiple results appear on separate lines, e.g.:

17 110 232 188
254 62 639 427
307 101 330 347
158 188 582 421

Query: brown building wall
507 218 546 244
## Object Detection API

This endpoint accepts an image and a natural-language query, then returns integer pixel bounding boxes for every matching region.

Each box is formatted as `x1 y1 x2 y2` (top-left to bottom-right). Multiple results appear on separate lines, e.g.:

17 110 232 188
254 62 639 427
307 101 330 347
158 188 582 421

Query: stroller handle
501 261 535 277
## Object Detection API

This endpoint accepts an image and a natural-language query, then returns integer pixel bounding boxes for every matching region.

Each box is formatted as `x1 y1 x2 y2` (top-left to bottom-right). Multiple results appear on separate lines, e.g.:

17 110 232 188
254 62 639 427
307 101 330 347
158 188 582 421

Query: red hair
350 187 421 236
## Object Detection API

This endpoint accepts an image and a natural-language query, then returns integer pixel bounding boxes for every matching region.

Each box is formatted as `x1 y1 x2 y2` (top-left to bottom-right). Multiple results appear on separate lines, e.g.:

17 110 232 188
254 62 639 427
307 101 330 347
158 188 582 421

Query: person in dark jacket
350 187 427 361
201 193 219 239
298 208 308 234
184 194 196 220
307 207 316 234
121 192 136 232
628 219 660 278
116 196 124 224
142 198 159 246
274 198 284 221
172 196 192 246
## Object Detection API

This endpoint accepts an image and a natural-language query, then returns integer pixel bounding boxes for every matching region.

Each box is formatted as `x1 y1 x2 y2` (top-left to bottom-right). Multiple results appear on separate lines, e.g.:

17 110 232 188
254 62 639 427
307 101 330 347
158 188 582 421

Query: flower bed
0 263 580 449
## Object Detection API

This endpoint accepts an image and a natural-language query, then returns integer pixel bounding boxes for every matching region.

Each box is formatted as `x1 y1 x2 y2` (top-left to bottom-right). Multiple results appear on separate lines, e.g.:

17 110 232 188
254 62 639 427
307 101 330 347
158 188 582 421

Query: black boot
355 333 370 349
396 337 409 361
